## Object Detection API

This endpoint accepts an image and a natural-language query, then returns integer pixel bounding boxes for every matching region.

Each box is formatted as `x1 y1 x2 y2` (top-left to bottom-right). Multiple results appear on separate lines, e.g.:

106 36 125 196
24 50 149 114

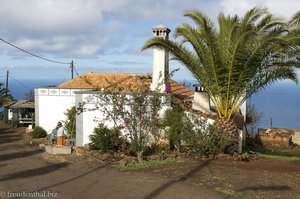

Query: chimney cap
152 24 171 32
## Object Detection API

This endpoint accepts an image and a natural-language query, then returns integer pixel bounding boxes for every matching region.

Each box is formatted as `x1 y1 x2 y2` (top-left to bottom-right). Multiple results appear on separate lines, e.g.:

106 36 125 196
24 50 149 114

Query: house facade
35 24 247 148
34 87 90 133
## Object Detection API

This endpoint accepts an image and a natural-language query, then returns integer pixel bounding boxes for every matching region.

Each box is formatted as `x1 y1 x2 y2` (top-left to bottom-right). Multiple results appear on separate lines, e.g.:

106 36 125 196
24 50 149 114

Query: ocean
250 81 300 130
1 78 300 130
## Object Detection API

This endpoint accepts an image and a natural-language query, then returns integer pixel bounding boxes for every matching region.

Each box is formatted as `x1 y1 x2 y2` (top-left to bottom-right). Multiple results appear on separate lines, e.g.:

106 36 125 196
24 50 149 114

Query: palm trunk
217 118 239 154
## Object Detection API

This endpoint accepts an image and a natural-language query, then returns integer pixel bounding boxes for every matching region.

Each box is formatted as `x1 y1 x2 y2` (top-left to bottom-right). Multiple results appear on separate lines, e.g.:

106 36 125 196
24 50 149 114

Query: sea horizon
1 78 300 131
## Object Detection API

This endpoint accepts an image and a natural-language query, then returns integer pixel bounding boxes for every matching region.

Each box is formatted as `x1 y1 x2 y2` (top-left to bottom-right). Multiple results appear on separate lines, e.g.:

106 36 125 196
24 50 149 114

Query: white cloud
0 0 124 58
0 0 299 61
220 0 300 19
0 0 102 35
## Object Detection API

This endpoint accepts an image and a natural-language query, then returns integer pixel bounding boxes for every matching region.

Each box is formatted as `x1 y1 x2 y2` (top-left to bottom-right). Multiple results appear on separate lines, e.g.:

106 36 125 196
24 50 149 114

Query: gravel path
0 122 222 199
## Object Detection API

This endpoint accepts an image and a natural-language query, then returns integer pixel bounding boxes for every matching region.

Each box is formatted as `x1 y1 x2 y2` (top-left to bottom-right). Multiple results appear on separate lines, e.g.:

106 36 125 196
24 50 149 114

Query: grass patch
116 158 178 170
259 154 300 161
250 145 300 161
215 187 242 197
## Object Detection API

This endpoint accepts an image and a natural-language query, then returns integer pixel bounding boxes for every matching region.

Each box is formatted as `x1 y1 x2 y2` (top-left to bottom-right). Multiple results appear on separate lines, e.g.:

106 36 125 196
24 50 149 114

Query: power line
0 38 70 65
73 65 79 76
61 68 70 84
8 75 32 91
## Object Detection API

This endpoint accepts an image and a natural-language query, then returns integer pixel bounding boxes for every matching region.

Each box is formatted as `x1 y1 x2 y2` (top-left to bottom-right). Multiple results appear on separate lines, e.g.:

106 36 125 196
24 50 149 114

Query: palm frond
142 7 300 120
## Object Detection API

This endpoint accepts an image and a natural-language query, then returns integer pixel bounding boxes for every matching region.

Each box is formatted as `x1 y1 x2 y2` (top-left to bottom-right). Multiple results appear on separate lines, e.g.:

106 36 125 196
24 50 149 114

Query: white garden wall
75 91 172 147
34 87 90 134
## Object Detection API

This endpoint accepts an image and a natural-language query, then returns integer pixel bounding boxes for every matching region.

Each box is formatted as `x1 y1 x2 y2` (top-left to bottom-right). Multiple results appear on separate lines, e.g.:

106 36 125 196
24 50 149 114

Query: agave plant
143 8 300 121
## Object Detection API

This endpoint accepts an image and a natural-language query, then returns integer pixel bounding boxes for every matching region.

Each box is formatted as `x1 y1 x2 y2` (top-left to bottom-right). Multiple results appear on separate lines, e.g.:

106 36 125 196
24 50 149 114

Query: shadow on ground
142 159 212 199
239 185 291 192
0 162 69 182
0 129 22 144
0 150 42 161
0 134 22 144
0 130 16 135
33 164 107 192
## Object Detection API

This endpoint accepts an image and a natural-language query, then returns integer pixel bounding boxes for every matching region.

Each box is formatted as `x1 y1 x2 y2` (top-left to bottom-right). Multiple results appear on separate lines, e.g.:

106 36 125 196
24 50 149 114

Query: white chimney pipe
150 24 171 93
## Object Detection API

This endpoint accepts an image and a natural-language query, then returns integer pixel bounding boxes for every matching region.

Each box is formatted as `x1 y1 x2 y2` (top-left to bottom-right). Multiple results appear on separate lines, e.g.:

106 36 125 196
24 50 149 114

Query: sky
0 0 299 82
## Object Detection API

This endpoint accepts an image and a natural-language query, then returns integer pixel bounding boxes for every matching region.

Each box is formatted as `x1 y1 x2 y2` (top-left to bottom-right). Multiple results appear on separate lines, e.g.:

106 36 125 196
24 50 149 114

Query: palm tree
142 8 300 122
285 11 300 66
0 83 12 107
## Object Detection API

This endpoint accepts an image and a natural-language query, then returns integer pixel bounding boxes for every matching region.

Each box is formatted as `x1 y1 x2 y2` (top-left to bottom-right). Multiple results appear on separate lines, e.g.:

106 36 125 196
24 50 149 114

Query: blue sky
0 0 299 82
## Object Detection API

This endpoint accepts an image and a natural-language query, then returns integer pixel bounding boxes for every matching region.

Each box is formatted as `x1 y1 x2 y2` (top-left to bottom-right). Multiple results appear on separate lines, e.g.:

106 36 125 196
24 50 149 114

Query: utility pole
5 70 9 97
70 60 74 79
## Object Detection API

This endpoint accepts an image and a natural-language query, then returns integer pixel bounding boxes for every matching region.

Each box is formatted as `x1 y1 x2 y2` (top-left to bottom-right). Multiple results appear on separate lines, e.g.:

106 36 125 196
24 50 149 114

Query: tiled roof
169 79 194 100
57 72 151 92
57 72 194 100
10 100 35 109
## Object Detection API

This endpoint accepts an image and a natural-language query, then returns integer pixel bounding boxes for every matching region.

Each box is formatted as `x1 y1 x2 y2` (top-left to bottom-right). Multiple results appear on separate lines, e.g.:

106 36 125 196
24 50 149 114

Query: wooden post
70 60 74 79
5 70 9 97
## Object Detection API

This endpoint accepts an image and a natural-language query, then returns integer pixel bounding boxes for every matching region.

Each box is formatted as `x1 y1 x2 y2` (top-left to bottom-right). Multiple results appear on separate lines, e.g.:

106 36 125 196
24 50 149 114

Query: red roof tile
57 72 194 100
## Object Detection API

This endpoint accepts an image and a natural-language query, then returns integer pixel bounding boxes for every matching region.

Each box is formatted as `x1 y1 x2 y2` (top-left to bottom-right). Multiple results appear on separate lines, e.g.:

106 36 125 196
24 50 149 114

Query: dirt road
0 123 222 199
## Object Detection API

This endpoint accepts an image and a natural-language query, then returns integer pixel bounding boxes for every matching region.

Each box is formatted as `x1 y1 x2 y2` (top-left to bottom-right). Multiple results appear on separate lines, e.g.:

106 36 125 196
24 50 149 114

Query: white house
35 25 195 146
34 87 91 134
35 24 247 148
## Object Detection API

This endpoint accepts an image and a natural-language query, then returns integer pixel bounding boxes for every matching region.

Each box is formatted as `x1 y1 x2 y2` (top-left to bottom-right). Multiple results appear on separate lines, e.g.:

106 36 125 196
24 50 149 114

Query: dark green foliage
0 82 13 107
162 106 184 150
182 114 231 156
89 125 124 152
162 108 232 156
32 126 47 138
65 106 76 138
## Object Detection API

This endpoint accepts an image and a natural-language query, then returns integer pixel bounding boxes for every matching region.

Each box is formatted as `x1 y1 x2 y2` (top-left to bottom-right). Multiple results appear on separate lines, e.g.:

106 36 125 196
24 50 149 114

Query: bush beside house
31 126 47 138
89 125 125 152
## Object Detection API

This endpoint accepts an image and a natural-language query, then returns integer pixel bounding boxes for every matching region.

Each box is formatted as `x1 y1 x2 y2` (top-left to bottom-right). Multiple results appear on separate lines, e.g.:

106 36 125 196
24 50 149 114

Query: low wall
256 133 292 149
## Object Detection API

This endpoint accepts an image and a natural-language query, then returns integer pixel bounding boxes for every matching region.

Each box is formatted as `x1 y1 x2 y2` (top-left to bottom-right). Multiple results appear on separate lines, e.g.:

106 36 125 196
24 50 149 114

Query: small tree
161 105 184 151
76 72 175 162
0 82 13 107
65 106 76 138
246 103 263 133
91 90 168 162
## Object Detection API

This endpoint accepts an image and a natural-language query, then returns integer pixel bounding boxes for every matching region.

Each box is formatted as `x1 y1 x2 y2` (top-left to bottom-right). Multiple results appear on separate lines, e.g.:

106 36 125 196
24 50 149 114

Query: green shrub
89 125 124 152
32 126 47 138
65 106 76 138
182 114 231 156
241 152 250 161
161 106 184 150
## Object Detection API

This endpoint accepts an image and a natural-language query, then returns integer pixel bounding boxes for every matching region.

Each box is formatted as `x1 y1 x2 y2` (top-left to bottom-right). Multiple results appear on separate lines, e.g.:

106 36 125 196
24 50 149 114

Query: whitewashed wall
193 91 248 121
34 88 90 134
75 93 105 146
75 92 171 147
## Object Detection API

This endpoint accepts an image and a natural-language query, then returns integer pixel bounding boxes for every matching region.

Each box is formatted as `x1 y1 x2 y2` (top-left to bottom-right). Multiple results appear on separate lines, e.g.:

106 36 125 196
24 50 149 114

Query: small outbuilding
9 100 35 127
2 101 16 124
